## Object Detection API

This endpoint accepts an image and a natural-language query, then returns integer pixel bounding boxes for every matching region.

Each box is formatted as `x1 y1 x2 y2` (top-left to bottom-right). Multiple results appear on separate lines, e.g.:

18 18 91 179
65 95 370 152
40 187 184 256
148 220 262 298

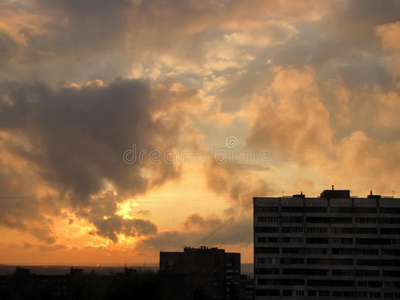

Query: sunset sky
1 0 400 266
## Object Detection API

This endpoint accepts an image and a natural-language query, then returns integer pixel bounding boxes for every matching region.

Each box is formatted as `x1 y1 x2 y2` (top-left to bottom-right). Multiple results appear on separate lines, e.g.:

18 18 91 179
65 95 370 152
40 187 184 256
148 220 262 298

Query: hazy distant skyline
1 0 400 265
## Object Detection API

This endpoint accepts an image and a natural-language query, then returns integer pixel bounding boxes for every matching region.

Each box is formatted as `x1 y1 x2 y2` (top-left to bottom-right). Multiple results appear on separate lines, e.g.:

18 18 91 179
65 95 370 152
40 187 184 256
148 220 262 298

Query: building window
255 207 279 213
255 268 279 275
282 268 328 276
282 290 292 296
332 269 354 276
258 258 279 264
318 290 329 297
384 293 394 299
358 281 368 287
256 289 280 296
282 227 303 233
306 227 328 233
380 208 400 214
368 292 381 298
356 238 391 245
331 227 341 234
383 248 400 255
332 248 378 255
295 290 304 296
307 237 328 244
281 258 303 265
280 216 303 223
254 227 278 233
254 247 279 254
282 206 304 213
308 280 354 287
280 237 303 243
381 228 400 234
333 291 342 297
258 236 278 243
341 227 377 234
355 217 377 223
282 248 327 255
379 218 400 224
258 237 266 243
258 216 279 223
306 207 327 213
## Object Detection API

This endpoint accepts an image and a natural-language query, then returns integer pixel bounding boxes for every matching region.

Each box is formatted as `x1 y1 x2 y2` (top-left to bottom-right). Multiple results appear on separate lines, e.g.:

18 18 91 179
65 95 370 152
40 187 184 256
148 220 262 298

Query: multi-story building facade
160 246 241 300
254 188 400 299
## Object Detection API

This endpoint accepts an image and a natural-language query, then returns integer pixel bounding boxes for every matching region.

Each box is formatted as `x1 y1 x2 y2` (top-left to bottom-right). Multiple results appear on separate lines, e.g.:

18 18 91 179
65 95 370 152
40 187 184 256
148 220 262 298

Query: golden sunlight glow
115 199 139 220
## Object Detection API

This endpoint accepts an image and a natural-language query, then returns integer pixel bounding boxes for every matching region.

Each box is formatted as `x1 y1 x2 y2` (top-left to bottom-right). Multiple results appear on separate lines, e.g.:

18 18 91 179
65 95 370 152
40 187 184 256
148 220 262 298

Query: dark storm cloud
0 76 202 242
0 30 20 64
31 0 132 58
140 215 253 251
184 213 223 230
0 158 56 235
0 0 136 84
24 242 67 252
88 215 158 243
30 226 56 245
75 191 157 242
0 78 182 198
204 157 272 206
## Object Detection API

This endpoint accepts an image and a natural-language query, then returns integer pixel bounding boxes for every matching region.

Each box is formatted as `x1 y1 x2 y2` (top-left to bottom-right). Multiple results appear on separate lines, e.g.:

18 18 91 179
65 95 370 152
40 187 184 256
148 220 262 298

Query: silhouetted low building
160 246 241 300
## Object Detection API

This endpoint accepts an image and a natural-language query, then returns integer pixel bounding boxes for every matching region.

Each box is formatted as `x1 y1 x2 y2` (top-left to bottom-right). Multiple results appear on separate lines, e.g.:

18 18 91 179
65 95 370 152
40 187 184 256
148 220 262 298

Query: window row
255 206 400 215
256 226 399 235
281 206 327 213
333 291 380 298
332 269 379 277
256 290 386 298
258 278 304 286
357 259 400 266
332 248 378 255
256 268 381 277
258 236 354 244
282 247 327 255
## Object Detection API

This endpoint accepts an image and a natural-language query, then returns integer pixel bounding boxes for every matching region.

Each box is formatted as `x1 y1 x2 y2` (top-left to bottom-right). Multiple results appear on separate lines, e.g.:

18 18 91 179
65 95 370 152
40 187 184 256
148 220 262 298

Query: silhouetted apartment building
0 266 144 299
254 188 400 299
0 267 89 299
159 246 241 300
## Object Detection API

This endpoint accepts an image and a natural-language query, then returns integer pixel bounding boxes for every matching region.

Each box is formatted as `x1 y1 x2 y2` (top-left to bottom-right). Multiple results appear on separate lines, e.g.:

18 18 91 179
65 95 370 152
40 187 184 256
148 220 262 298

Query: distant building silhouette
0 266 142 299
160 246 241 300
254 188 400 299
0 266 89 299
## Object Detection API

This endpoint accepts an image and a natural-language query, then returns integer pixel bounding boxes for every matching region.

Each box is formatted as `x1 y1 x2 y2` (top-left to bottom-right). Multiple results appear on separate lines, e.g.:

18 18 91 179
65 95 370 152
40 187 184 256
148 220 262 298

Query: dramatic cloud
247 66 333 166
376 21 400 79
0 77 203 243
204 156 272 208
140 213 253 251
0 78 202 198
1 0 400 263
75 191 157 242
